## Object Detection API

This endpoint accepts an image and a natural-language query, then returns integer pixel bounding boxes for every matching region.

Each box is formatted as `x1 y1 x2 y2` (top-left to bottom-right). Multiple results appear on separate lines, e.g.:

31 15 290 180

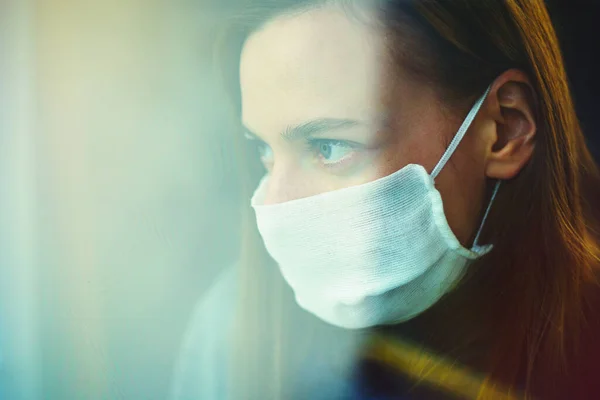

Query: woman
171 1 600 399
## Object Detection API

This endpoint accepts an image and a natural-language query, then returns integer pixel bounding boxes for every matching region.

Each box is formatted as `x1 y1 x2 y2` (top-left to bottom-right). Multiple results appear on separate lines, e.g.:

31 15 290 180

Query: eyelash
245 135 360 169
304 139 359 166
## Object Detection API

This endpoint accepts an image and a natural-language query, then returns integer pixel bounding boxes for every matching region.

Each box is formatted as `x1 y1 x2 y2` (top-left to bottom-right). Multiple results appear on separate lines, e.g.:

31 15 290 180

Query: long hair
214 0 600 398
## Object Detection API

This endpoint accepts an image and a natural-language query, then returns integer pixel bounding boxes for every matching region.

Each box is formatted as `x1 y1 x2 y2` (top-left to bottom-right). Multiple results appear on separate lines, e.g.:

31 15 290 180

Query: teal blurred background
1 1 242 399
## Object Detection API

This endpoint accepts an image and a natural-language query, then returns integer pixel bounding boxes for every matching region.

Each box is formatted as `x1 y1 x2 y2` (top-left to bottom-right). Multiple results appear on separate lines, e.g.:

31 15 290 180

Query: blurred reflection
0 1 39 399
33 1 243 398
4 0 242 399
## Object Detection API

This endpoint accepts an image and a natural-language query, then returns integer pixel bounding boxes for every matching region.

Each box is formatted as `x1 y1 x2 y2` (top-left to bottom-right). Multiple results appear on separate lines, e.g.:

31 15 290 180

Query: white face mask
251 84 501 329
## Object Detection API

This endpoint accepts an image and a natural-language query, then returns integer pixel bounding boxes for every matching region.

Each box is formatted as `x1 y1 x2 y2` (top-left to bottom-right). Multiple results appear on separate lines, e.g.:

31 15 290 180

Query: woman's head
219 0 600 397
239 0 537 247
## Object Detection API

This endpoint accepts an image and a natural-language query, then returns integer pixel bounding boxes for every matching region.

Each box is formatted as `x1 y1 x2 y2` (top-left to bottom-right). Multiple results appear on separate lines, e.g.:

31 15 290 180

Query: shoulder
169 265 238 400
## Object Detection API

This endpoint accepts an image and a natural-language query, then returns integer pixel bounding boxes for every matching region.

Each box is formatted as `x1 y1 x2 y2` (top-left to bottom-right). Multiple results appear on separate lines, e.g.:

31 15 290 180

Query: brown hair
215 0 600 398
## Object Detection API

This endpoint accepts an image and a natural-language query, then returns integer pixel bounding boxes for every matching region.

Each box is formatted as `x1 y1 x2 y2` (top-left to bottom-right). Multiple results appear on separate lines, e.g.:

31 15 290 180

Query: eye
257 142 274 165
244 133 273 168
308 139 358 166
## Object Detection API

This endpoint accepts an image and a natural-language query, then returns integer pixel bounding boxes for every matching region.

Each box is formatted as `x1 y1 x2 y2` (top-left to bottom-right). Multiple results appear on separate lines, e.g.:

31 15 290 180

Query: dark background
547 0 600 162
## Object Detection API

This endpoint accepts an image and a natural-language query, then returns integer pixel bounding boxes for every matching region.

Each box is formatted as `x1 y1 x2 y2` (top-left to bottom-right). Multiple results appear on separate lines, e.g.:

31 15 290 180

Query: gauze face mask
250 84 501 329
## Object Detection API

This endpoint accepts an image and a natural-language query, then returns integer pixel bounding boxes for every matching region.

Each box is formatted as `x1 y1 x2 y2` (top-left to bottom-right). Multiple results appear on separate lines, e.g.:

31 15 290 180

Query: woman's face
239 5 497 246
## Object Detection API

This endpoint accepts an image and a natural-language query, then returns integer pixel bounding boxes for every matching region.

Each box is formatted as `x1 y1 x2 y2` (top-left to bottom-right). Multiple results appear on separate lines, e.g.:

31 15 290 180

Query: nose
261 169 309 206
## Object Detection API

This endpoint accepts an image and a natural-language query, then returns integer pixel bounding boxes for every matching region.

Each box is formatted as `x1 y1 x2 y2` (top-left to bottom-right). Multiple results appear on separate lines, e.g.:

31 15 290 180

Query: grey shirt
169 267 237 400
169 266 365 400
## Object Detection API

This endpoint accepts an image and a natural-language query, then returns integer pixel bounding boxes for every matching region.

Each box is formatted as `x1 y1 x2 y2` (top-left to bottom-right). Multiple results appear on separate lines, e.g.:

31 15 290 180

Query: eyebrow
243 118 363 142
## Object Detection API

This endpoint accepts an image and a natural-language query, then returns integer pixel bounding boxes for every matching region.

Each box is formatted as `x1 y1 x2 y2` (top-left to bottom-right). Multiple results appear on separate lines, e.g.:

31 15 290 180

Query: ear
485 69 537 180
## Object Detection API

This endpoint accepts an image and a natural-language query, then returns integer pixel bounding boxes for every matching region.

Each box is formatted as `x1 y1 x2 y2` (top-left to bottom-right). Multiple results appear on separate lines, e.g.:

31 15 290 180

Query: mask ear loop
472 179 501 248
430 84 493 180
429 84 500 249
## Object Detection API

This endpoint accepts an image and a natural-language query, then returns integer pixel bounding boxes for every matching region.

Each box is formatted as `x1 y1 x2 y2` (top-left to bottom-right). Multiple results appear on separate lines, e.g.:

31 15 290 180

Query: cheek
264 167 375 204
370 123 446 181
299 169 382 197
434 143 488 247
373 121 488 247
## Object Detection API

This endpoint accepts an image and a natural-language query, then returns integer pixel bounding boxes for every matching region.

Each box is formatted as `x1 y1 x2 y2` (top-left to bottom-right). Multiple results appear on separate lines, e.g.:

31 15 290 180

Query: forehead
239 5 391 132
